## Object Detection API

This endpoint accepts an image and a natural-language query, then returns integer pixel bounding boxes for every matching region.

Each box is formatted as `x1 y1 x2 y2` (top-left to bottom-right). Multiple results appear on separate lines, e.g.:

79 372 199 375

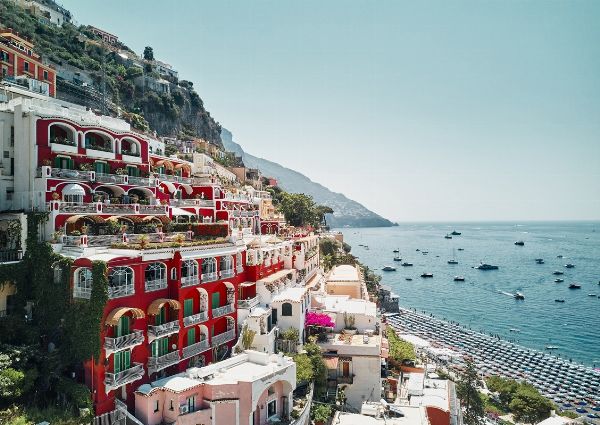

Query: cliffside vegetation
0 0 222 145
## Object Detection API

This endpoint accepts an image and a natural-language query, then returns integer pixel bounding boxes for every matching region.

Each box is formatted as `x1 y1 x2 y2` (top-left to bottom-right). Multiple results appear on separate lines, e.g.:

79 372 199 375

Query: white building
312 294 379 333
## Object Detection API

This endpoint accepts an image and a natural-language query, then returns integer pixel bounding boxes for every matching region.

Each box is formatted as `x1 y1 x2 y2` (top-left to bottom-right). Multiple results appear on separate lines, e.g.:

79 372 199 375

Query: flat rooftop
328 264 360 282
318 295 376 317
272 286 308 303
335 404 428 425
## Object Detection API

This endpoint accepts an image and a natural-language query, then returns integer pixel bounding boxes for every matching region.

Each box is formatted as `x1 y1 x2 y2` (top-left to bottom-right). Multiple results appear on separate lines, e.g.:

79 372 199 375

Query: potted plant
342 312 357 335
173 233 186 246
80 224 89 235
138 234 150 250
52 192 60 200
311 404 332 425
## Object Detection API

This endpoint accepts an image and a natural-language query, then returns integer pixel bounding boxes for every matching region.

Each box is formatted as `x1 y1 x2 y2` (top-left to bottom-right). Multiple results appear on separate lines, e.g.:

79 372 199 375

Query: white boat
514 292 525 300
454 276 465 282
476 262 499 270
382 266 396 272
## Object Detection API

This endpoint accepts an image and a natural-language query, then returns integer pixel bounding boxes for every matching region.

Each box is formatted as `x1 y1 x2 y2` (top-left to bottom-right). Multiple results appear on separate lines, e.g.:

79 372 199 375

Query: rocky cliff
221 129 394 228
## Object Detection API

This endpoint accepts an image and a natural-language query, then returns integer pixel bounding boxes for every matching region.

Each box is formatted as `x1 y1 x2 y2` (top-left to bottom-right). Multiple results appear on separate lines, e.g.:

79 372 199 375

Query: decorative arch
147 298 181 315
83 129 114 152
105 306 145 326
94 184 126 197
119 136 141 156
281 302 293 317
48 122 77 146
55 181 94 194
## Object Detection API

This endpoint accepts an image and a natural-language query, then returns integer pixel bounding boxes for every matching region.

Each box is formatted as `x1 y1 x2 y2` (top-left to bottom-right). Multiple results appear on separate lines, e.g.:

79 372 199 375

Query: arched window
220 256 233 275
74 267 92 299
281 302 293 317
201 257 216 281
108 266 134 298
145 262 166 291
49 123 76 146
181 260 199 286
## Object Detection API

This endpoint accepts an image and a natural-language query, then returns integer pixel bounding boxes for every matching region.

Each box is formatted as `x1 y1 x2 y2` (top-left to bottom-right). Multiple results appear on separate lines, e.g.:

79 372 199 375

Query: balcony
237 296 259 309
73 286 91 299
49 167 92 181
212 303 234 319
170 199 215 208
220 269 235 279
183 311 208 327
128 175 154 187
104 363 144 393
182 339 210 359
53 202 98 214
104 330 144 356
145 278 167 292
96 172 127 184
337 374 354 385
211 329 235 347
139 205 168 214
201 272 218 283
147 320 180 341
0 249 23 263
108 283 134 299
181 275 200 287
147 351 181 375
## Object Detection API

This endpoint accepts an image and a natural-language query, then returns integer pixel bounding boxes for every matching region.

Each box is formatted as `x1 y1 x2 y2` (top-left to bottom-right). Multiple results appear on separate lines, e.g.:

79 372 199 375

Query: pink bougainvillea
305 311 335 328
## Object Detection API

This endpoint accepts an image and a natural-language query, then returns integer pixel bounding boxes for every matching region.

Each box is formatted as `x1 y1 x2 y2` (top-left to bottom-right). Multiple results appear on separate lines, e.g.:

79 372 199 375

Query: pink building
134 351 296 425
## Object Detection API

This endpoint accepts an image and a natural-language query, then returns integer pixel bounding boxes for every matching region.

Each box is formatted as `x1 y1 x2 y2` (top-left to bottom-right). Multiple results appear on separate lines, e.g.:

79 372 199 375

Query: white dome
62 183 86 197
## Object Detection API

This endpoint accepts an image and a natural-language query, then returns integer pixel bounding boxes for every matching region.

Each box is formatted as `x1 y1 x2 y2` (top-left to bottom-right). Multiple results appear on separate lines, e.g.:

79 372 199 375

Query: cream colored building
325 264 366 300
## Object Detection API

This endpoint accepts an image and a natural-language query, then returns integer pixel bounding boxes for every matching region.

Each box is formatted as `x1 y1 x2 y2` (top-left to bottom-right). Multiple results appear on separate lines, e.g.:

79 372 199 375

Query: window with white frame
267 399 277 418
201 257 216 276
108 267 134 297
181 260 198 285
74 267 92 298
220 255 233 274
145 262 166 291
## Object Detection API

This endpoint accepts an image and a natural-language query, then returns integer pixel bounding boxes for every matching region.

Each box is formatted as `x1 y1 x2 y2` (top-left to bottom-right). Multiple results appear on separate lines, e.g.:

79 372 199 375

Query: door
184 299 193 317
117 316 129 337
114 350 131 373
187 328 195 346
343 361 350 377
211 292 220 309
155 306 166 325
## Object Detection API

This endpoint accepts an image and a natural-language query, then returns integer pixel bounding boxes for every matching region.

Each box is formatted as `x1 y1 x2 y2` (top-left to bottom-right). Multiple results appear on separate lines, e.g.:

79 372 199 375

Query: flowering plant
305 312 334 328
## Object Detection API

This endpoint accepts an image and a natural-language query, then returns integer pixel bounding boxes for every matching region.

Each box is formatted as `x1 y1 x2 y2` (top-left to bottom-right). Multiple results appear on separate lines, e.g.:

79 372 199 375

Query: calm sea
335 222 600 366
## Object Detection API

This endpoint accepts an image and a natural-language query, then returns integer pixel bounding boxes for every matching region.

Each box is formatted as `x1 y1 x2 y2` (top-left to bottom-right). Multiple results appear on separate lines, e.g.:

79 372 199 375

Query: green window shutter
94 162 102 174
54 157 62 168
114 351 122 374
68 158 74 170
187 329 195 346
161 337 168 355
156 307 165 325
123 350 131 370
211 292 220 309
184 299 193 317
151 340 158 357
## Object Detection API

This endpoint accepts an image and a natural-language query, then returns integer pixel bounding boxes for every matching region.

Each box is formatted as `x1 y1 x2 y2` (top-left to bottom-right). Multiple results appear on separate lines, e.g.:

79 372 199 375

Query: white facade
313 294 379 333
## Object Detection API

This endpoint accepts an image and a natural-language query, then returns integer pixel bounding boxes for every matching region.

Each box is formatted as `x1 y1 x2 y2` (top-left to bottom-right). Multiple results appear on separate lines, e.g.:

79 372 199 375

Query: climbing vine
65 261 108 363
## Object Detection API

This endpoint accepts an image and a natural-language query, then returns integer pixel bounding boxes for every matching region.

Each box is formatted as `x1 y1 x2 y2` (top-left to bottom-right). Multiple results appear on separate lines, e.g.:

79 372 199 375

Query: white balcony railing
49 167 92 181
73 286 91 299
211 329 235 347
212 304 234 319
237 296 259 309
182 339 210 359
201 272 218 283
96 172 127 184
220 269 235 279
147 320 180 341
147 351 181 375
236 266 244 274
181 275 200 287
104 330 145 356
128 175 154 187
104 363 144 393
145 278 167 292
183 311 208 327
108 283 134 299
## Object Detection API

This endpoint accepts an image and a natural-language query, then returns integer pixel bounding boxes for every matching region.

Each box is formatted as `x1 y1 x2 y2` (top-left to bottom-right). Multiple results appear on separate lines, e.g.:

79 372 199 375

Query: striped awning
147 298 181 316
105 307 145 326
143 215 171 225
324 357 339 369
65 214 105 224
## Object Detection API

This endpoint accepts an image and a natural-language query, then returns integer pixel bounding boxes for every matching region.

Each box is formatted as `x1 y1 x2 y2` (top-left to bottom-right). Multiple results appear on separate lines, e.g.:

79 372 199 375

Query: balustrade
211 329 235 346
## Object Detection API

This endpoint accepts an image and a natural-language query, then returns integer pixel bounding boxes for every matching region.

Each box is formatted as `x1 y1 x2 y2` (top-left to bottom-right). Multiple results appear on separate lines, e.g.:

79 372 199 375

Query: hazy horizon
61 0 600 222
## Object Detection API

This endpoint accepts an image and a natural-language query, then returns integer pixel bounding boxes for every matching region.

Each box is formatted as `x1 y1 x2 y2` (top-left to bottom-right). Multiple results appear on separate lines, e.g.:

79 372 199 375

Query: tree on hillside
457 359 484 425
315 205 334 227
319 238 340 257
143 46 154 61
279 193 318 227
509 387 553 424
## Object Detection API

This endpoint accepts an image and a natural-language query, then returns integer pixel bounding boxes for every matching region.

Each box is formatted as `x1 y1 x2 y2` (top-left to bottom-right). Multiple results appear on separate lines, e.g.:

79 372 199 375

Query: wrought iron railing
212 304 234 318
211 329 235 346
183 311 208 327
0 249 22 263
104 363 144 392
237 297 259 309
147 320 180 341
182 339 210 359
108 283 134 299
104 330 144 355
181 275 200 287
73 286 91 299
96 173 127 184
201 271 218 283
49 167 92 181
220 269 235 278
147 351 181 374
145 278 167 292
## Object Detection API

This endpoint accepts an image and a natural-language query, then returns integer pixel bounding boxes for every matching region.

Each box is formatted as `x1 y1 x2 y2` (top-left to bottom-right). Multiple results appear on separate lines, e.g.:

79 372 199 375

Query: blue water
336 222 600 366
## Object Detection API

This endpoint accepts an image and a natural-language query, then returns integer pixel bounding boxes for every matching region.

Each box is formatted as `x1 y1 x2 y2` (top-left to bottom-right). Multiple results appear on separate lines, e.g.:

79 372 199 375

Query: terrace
104 363 144 393
147 350 181 375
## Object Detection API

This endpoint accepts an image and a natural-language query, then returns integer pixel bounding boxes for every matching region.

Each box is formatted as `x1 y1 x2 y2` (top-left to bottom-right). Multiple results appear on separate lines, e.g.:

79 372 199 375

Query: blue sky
61 1 600 222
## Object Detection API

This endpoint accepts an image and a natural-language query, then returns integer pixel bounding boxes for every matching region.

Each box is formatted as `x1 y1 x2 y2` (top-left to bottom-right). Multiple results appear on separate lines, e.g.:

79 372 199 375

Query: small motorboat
421 251 429 255
457 248 464 251
568 283 581 289
557 255 563 258
552 271 564 275
515 241 525 246
420 272 433 278
509 328 520 333
476 263 499 270
546 345 559 350
451 231 461 235
588 294 597 297
382 266 397 272
514 292 525 300
401 262 413 267
555 279 564 283
444 234 452 239
393 256 402 262
535 258 544 264
416 249 420 251
565 264 575 268
393 249 399 253
405 277 412 281
555 299 565 303
447 259 458 265
454 276 465 282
